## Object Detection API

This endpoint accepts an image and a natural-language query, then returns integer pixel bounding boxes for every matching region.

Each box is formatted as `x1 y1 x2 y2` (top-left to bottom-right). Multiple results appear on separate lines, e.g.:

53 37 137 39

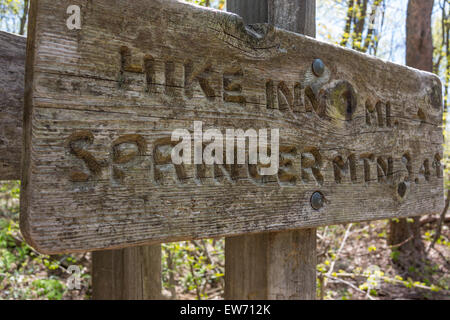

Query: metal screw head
312 59 325 77
397 182 407 198
310 192 324 210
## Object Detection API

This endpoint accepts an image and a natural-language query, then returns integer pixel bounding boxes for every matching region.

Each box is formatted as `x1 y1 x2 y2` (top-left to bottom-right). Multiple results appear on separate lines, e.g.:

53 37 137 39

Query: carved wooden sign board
22 0 444 254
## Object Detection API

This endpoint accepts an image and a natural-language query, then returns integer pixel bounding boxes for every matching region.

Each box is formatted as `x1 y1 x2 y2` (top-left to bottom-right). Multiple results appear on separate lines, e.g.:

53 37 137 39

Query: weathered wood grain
227 0 269 25
22 0 444 254
268 0 316 36
227 0 315 36
0 31 26 180
92 245 162 300
225 0 317 301
226 230 316 299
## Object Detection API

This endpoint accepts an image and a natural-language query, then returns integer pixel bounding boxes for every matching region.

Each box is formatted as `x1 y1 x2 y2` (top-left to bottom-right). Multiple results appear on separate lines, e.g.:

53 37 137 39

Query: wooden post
225 0 317 300
227 0 315 36
92 245 162 300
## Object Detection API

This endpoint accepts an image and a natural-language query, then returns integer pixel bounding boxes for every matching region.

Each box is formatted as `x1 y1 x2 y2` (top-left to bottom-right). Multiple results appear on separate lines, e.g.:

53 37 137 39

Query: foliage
0 0 28 34
339 0 386 54
184 0 225 10
31 279 65 300
433 1 450 189
316 222 449 300
162 240 224 300
0 182 90 300
433 0 450 111
0 0 21 18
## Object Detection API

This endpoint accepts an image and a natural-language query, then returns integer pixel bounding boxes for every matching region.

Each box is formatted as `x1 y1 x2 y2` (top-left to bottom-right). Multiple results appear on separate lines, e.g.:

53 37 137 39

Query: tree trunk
352 0 369 51
19 0 29 36
405 0 434 70
340 0 355 47
388 0 434 277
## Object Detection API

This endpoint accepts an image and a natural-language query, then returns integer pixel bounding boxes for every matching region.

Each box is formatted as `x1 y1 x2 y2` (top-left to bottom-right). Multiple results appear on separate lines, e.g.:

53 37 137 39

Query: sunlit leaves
0 0 26 33
183 0 225 10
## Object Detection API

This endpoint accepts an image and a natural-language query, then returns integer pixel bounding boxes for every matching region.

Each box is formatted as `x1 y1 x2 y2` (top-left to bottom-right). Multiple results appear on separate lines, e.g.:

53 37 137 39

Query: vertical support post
225 0 317 300
227 0 269 25
92 245 162 300
227 0 315 36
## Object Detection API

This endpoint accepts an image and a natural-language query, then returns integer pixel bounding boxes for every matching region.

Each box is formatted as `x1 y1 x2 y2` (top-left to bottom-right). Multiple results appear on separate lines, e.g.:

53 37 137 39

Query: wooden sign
22 0 444 254
0 31 25 180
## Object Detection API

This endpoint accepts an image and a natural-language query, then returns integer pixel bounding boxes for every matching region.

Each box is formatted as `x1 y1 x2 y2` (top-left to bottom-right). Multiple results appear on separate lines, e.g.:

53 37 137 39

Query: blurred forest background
0 0 449 300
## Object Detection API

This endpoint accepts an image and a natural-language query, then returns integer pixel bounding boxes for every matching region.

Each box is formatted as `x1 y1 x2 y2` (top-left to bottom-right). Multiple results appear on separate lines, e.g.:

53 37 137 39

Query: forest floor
0 181 449 300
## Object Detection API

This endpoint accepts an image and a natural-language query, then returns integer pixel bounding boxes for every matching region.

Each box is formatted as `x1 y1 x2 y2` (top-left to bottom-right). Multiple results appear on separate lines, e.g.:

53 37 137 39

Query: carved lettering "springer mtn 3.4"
67 129 442 196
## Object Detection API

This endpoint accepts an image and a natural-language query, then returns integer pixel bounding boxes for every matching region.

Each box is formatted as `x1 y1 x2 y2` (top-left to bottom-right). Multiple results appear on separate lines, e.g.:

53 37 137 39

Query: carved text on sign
67 129 441 198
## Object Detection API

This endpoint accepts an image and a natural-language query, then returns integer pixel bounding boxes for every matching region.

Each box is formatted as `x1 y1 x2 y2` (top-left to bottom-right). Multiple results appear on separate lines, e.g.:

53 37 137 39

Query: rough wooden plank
92 245 162 300
225 0 317 301
225 230 316 299
22 0 444 254
0 31 26 181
